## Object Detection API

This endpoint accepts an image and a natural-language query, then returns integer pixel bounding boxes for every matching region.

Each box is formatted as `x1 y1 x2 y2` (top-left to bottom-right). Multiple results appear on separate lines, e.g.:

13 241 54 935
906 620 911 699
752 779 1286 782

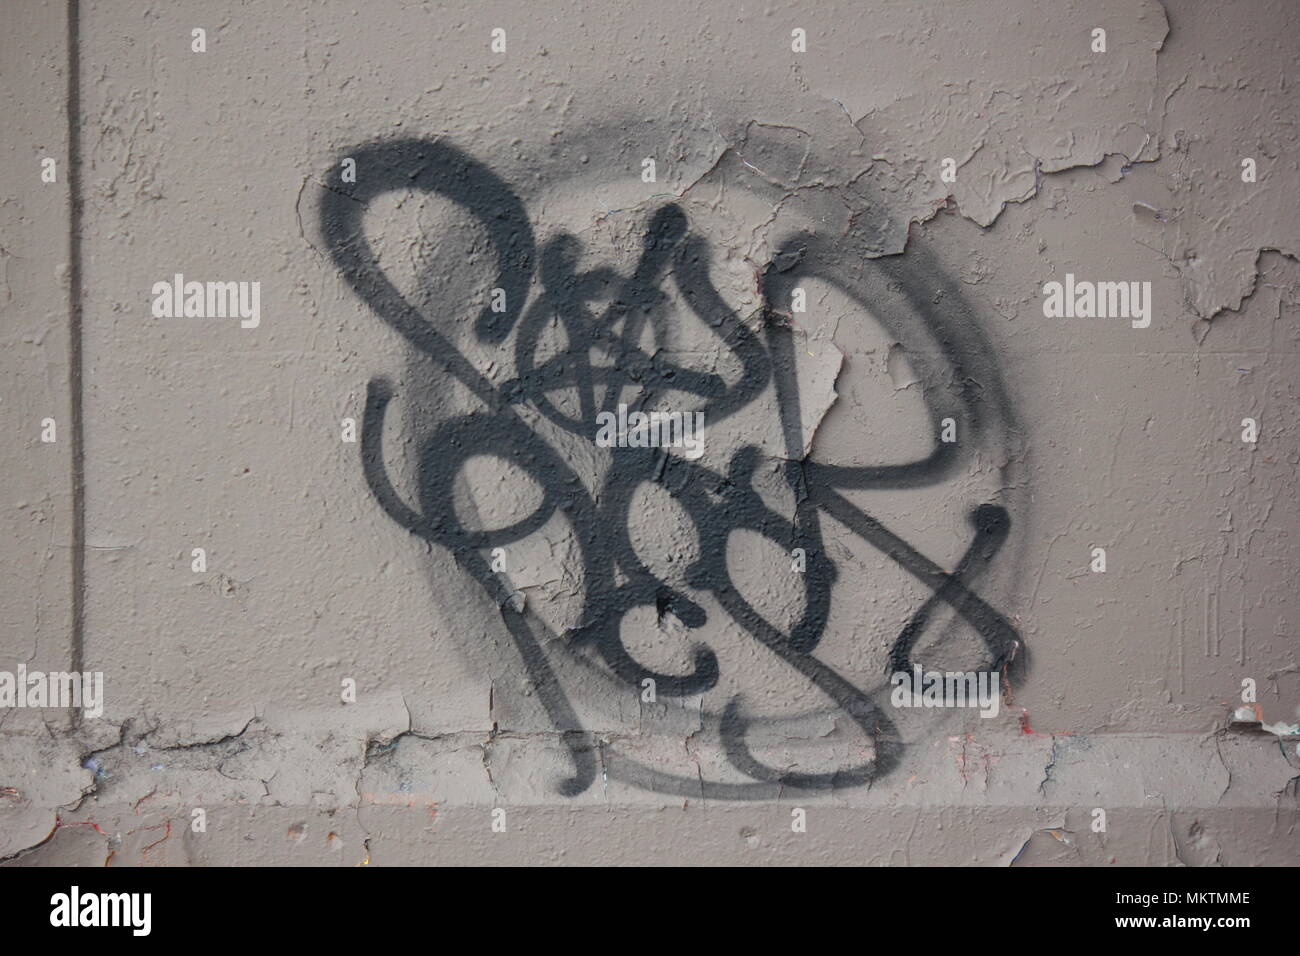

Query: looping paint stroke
319 138 1028 799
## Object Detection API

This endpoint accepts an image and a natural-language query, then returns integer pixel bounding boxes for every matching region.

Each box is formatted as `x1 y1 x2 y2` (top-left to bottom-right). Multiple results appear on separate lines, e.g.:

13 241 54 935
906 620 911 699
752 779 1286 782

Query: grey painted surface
1 0 1296 865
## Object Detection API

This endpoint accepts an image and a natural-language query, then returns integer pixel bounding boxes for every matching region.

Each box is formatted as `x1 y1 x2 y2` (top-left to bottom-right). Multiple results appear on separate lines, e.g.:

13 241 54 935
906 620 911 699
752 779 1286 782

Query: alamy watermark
0 666 104 718
151 274 261 328
889 665 1000 718
50 886 150 936
1042 273 1151 328
594 403 705 459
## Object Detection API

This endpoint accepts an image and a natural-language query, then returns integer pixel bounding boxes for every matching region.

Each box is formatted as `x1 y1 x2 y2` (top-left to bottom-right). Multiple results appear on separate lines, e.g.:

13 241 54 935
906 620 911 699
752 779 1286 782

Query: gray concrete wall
2 0 1297 866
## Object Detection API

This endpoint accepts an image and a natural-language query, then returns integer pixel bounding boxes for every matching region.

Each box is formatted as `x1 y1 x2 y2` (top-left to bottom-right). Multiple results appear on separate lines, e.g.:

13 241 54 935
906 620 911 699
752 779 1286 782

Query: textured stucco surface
2 0 1297 865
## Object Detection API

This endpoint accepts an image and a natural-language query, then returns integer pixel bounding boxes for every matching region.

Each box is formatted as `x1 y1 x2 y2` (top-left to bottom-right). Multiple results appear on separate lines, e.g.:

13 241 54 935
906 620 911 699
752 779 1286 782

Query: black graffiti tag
319 138 1026 798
